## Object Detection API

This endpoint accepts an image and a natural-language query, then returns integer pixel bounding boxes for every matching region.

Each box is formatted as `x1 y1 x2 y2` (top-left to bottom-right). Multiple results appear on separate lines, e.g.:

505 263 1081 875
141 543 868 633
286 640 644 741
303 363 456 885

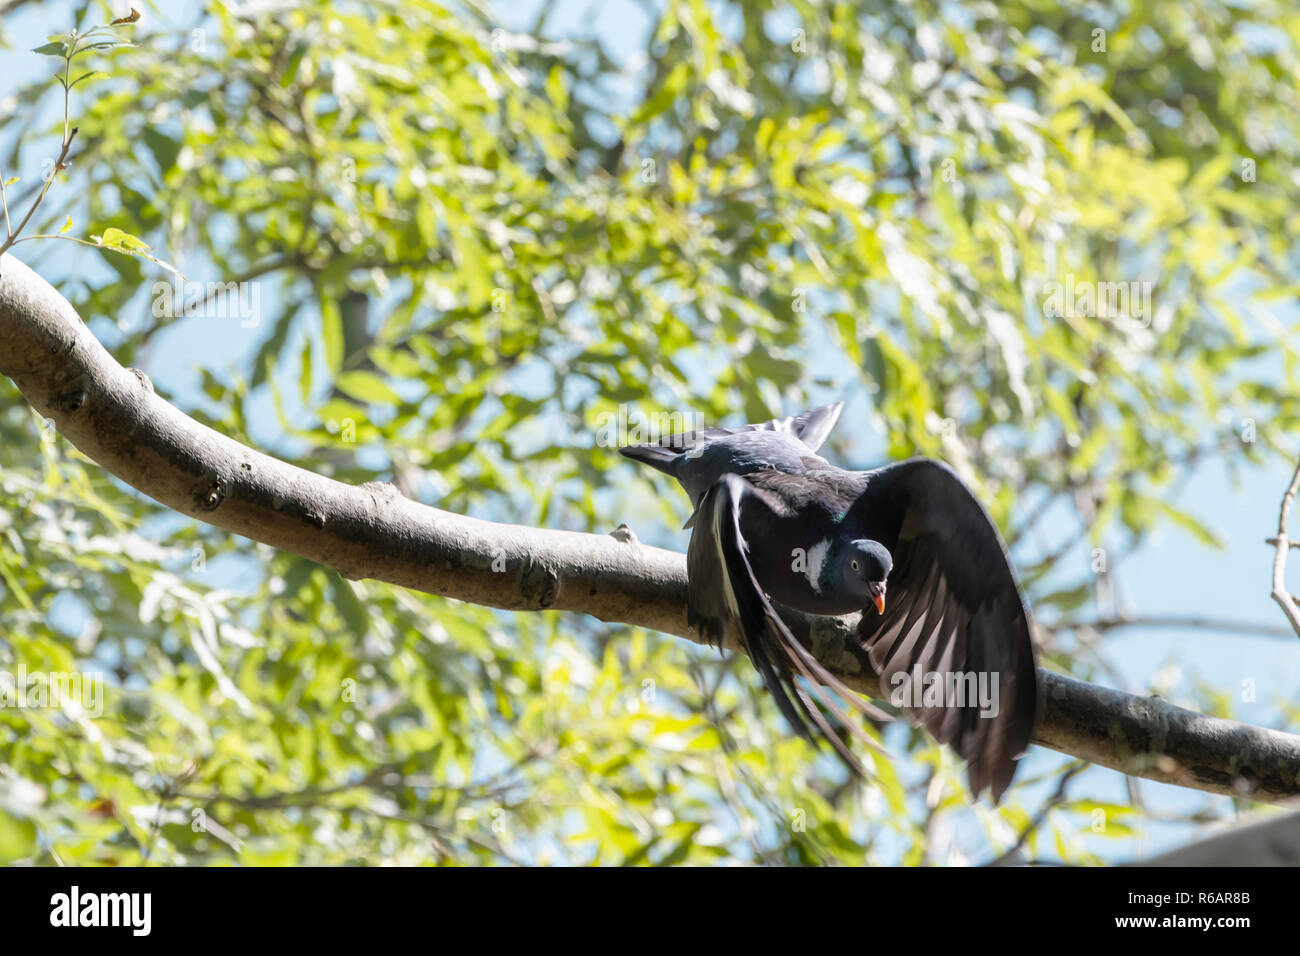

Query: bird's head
841 539 892 614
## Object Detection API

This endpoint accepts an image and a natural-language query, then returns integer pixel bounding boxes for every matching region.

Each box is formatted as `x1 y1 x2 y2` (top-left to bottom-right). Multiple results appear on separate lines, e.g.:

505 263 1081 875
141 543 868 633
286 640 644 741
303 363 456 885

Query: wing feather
852 459 1040 802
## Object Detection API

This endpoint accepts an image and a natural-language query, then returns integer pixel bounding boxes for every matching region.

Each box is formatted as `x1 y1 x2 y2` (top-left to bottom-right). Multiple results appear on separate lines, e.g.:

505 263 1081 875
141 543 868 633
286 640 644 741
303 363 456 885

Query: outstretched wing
689 474 887 777
849 459 1040 802
619 402 844 476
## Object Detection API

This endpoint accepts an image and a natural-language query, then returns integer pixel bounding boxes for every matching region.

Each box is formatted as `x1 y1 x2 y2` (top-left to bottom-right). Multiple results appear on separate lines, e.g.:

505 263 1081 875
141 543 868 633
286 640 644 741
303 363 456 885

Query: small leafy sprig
0 9 179 277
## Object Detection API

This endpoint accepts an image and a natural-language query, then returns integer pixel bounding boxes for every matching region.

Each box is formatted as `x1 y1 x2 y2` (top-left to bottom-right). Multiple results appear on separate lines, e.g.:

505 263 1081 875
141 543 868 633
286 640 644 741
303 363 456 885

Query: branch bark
3 252 1300 803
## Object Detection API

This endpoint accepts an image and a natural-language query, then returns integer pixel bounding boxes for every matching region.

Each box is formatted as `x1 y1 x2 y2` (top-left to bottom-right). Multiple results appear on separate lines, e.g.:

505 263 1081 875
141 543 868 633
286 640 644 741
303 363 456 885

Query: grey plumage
621 402 1041 802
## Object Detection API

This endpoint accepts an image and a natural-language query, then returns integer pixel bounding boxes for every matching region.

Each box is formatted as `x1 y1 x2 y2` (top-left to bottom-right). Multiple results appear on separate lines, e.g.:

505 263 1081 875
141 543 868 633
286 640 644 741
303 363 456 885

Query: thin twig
0 172 12 239
983 761 1087 866
1071 614 1299 640
1269 460 1300 640
0 128 76 258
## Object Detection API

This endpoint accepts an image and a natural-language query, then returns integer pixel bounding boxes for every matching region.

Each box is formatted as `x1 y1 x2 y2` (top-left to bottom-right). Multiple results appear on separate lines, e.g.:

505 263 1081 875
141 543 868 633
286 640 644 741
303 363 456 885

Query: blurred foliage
0 0 1297 864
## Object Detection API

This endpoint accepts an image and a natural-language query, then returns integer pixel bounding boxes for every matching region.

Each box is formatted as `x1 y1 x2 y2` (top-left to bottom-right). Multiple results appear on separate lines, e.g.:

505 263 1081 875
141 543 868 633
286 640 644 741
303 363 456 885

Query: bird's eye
850 560 859 572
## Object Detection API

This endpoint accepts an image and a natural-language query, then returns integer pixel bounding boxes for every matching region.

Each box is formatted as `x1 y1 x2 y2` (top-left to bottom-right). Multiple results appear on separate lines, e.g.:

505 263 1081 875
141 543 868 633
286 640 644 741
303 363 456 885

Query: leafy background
0 0 1297 864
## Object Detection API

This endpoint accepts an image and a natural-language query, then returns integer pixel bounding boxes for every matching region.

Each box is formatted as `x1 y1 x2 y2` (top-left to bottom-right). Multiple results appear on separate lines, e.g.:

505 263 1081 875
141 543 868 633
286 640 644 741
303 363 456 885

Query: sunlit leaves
1 0 1296 866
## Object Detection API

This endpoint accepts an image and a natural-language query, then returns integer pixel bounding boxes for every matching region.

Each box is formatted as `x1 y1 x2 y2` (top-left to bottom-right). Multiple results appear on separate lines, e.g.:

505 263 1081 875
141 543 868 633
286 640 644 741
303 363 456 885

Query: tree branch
3 252 1300 803
1269 461 1300 640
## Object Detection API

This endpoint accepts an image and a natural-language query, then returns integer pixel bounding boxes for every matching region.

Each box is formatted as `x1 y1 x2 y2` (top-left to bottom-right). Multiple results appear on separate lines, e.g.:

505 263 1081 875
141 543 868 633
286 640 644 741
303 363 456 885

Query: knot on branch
360 480 402 502
519 558 560 610
57 386 86 413
127 367 154 393
198 479 226 511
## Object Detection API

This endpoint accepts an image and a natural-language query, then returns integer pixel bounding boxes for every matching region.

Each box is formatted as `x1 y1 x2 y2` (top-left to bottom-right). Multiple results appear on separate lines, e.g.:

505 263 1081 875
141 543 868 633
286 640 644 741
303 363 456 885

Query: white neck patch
805 538 832 593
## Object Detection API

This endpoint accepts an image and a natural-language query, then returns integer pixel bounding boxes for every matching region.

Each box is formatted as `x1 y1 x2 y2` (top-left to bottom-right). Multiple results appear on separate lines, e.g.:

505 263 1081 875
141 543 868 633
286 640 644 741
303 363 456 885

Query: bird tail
618 401 845 476
616 441 681 477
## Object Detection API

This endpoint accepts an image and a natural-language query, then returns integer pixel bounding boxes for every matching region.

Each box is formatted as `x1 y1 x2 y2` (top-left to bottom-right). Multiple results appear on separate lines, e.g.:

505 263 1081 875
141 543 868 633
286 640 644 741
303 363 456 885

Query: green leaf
335 370 401 405
330 575 370 638
299 333 314 404
70 71 107 88
142 127 181 172
93 226 150 252
89 227 186 279
1153 501 1224 548
320 298 344 374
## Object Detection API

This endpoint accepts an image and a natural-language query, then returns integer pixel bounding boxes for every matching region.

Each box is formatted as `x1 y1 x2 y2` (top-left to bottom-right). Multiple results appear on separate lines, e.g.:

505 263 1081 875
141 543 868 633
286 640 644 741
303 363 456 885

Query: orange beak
871 589 886 615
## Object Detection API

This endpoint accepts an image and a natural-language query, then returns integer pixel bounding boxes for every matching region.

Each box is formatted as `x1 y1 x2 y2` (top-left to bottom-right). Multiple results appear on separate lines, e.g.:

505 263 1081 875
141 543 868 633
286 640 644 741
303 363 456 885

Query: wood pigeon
620 402 1040 802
